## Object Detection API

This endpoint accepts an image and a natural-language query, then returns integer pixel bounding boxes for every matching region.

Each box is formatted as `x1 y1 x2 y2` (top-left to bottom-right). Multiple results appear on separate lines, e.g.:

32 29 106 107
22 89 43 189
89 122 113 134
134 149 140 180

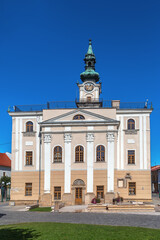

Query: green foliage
0 223 160 240
29 207 51 212
96 198 100 203
0 176 11 187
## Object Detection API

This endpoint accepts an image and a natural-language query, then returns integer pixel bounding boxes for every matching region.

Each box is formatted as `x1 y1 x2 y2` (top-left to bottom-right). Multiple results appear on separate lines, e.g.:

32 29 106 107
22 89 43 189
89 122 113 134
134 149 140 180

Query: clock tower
76 40 102 108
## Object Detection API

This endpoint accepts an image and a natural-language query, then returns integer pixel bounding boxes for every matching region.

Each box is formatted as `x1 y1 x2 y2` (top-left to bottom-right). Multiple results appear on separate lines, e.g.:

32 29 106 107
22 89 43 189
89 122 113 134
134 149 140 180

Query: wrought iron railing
75 98 103 103
8 100 152 112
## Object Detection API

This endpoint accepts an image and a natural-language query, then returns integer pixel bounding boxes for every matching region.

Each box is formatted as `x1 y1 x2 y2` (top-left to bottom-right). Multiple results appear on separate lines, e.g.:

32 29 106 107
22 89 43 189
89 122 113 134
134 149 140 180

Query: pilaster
86 133 94 193
44 133 51 193
64 133 72 193
106 132 115 192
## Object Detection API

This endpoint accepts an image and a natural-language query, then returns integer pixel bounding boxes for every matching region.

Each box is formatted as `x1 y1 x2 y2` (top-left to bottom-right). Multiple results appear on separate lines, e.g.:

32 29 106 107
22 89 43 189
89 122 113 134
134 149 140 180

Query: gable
41 109 119 125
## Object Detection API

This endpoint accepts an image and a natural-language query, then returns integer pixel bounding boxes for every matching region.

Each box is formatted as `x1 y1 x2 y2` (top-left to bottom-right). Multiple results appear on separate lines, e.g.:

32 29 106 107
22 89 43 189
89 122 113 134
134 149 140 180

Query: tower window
73 115 85 120
87 97 91 102
88 62 91 67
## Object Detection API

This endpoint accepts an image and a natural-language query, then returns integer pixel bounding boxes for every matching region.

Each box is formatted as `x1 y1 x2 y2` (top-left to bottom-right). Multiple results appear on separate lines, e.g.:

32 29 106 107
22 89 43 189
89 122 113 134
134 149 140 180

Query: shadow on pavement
0 228 40 239
0 213 6 218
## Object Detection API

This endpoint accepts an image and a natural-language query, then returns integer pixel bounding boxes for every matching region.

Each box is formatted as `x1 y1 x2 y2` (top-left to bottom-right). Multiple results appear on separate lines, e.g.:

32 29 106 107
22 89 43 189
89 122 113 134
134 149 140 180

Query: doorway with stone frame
71 179 86 205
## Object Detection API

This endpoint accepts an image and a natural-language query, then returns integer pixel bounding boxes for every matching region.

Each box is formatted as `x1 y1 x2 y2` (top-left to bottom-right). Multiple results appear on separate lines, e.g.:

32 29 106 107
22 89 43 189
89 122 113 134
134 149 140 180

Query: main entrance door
75 187 82 205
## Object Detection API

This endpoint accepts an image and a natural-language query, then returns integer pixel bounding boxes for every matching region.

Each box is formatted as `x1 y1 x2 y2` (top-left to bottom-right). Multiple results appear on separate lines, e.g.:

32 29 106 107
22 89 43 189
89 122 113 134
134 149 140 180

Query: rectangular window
97 186 104 199
87 96 91 102
129 182 136 195
25 183 32 196
26 151 32 165
54 187 61 200
128 150 135 164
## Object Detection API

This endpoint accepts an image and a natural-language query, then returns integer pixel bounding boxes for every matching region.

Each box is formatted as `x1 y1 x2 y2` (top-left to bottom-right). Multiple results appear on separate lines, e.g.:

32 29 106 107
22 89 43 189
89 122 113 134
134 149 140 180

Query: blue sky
0 0 159 166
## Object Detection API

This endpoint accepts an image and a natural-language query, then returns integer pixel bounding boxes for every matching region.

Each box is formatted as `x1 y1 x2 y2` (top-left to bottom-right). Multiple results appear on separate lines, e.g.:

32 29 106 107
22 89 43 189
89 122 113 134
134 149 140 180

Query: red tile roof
0 153 11 167
151 165 160 171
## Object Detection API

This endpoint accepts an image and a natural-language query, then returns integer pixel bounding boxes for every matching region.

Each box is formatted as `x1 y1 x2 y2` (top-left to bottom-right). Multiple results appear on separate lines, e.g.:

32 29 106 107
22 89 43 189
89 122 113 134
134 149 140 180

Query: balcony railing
8 100 152 112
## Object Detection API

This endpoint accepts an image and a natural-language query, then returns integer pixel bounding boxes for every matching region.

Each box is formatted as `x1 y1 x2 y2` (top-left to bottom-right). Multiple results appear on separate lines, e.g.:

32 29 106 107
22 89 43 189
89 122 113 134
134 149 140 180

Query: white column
86 133 94 193
36 116 42 170
64 133 72 193
106 132 115 192
44 132 51 193
120 116 124 169
19 118 22 170
139 115 143 169
15 117 19 171
143 115 147 169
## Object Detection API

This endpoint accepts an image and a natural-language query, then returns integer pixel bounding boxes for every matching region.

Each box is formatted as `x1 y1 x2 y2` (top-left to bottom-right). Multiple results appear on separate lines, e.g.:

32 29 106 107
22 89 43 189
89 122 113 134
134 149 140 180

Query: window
25 183 32 196
97 186 104 199
26 121 33 132
96 145 105 162
54 186 61 200
54 146 62 163
128 150 135 164
26 151 32 165
87 96 91 102
128 119 135 130
73 115 85 120
3 172 5 177
129 182 136 195
75 145 84 162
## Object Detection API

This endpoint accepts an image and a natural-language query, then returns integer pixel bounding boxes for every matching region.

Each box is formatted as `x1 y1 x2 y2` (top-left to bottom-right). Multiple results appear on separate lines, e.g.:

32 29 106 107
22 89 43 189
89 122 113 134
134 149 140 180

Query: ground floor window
54 186 61 200
128 182 136 195
25 183 32 196
96 186 104 199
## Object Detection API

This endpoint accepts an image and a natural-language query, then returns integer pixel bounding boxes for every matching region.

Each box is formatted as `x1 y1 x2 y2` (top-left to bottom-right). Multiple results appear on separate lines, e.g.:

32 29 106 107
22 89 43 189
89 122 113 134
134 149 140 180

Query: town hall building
9 40 153 206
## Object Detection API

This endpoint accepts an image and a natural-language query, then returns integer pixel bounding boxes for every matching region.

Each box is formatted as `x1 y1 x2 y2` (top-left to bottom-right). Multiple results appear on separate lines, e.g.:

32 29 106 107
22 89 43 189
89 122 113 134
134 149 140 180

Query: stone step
88 204 155 211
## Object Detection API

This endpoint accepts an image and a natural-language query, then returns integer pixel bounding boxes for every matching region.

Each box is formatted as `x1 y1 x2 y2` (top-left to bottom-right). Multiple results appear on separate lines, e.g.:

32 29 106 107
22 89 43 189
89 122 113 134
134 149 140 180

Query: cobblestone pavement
1 207 160 229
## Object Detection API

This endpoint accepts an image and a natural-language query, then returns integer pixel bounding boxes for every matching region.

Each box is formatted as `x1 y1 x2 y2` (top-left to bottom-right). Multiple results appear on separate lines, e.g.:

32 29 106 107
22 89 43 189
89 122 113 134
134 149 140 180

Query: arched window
75 145 84 162
54 146 62 163
73 115 85 120
96 145 105 162
128 119 135 130
26 121 33 132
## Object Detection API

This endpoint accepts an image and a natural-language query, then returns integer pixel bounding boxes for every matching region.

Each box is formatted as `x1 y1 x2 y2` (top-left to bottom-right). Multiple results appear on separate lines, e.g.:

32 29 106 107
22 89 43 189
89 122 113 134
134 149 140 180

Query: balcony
8 100 153 112
75 98 103 108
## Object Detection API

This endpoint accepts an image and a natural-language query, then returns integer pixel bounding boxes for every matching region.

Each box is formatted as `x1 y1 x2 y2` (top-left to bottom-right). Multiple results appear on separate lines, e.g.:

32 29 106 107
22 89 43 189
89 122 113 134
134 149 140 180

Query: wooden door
75 188 82 205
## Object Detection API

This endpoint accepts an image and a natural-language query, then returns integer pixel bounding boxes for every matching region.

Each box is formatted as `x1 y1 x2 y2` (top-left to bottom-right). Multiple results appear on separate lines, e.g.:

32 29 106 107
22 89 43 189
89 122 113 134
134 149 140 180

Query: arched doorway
72 179 86 205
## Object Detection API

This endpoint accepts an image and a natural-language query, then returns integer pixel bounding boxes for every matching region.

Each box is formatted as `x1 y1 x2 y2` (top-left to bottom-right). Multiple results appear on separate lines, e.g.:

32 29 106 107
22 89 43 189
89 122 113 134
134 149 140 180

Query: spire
87 39 94 55
80 39 100 82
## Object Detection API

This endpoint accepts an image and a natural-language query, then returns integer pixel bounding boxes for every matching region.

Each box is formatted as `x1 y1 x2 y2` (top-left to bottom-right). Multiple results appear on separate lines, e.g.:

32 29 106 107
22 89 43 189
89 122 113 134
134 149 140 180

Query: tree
0 176 11 187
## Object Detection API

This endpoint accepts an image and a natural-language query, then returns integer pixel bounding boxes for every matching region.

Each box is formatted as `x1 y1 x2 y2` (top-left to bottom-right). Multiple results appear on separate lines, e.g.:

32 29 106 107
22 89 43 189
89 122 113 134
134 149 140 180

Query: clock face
84 83 94 92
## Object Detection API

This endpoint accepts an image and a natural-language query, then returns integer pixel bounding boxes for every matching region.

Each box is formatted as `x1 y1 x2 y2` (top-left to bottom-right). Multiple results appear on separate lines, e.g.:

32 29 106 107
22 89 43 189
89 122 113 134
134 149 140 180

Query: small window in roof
73 115 85 120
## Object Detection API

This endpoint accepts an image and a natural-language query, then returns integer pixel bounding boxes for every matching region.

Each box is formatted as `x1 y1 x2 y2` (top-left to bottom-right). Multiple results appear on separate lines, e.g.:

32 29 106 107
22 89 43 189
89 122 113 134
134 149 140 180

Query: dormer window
26 121 33 132
73 115 85 120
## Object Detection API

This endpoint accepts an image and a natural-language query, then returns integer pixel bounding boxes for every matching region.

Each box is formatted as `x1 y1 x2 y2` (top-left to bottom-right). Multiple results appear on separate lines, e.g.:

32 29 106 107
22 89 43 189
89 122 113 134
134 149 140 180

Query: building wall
9 108 152 205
